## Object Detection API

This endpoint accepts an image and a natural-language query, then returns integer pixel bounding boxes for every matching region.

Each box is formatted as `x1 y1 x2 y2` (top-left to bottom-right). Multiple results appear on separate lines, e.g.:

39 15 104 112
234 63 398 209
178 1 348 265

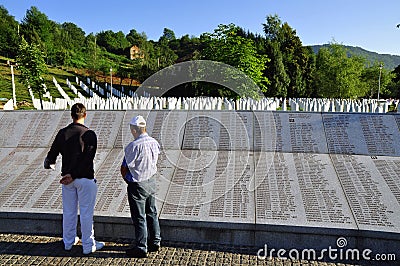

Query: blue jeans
127 178 161 252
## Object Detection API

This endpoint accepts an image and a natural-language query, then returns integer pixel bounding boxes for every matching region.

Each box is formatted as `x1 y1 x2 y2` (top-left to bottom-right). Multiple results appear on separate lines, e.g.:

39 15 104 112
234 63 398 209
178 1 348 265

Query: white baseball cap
130 115 146 127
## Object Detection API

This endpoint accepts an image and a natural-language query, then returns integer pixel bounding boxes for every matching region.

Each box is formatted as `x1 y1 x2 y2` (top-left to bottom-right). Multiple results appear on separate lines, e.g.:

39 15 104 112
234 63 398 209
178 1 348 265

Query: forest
1 5 400 101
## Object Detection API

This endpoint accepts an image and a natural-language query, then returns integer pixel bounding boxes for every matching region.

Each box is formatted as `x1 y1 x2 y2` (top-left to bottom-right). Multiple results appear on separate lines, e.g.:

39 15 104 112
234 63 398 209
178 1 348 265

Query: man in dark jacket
44 103 104 254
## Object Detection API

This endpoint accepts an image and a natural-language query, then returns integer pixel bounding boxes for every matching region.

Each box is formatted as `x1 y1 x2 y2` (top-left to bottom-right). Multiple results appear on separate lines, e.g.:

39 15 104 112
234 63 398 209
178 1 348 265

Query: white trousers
62 178 97 251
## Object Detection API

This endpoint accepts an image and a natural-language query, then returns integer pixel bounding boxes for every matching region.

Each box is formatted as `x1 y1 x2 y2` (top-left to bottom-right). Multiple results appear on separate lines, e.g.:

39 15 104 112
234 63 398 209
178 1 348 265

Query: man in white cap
120 115 161 258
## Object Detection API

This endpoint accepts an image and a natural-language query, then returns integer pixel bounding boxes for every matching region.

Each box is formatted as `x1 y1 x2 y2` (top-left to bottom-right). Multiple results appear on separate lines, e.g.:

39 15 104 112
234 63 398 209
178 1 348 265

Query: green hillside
310 44 400 70
0 55 137 109
0 56 78 109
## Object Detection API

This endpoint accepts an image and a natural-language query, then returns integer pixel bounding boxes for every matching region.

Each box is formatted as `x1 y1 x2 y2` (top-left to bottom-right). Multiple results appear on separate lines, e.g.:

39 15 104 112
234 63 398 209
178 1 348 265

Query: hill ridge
309 44 400 70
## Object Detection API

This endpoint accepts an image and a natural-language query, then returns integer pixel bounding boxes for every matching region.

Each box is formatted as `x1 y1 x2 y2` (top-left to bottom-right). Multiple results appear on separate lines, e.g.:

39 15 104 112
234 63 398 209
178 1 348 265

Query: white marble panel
160 150 255 224
331 154 400 233
323 113 400 156
0 148 45 193
255 152 356 230
0 111 63 148
84 111 125 149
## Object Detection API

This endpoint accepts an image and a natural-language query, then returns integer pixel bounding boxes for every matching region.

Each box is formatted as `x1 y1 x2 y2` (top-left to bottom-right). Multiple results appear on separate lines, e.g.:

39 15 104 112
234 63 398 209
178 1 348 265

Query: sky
2 0 400 55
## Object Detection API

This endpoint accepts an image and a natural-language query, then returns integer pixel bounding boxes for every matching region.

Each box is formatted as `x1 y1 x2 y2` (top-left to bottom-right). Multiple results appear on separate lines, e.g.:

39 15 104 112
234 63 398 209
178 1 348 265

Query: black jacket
46 123 97 179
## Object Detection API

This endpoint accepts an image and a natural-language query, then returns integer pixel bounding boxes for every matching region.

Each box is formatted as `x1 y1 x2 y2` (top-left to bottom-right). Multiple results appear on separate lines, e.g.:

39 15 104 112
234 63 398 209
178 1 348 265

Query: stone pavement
0 233 363 266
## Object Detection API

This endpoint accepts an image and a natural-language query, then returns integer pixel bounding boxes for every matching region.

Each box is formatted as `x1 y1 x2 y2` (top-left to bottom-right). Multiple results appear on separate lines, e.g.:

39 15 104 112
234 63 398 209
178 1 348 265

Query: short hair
71 103 86 120
130 124 146 134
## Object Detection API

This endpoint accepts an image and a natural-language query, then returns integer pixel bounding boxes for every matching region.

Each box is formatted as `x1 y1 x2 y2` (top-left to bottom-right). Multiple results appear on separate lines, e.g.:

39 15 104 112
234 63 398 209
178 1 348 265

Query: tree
263 15 282 41
315 43 367 98
60 22 86 50
201 23 269 97
85 33 99 80
263 16 287 97
154 41 178 69
20 6 54 59
159 28 176 43
263 14 314 98
302 46 317 97
266 41 289 97
16 37 48 109
280 23 307 97
387 64 400 98
165 34 202 62
126 29 147 47
0 6 20 58
96 30 130 54
362 62 394 98
51 22 86 67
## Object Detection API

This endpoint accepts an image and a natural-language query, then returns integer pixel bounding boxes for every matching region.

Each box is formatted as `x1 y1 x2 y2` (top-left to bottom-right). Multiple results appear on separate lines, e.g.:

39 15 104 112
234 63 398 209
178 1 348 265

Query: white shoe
83 241 105 255
65 236 79 251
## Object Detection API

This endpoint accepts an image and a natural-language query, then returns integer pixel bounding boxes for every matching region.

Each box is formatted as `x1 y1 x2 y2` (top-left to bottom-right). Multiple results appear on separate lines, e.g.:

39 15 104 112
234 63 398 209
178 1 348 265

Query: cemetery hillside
1 5 400 110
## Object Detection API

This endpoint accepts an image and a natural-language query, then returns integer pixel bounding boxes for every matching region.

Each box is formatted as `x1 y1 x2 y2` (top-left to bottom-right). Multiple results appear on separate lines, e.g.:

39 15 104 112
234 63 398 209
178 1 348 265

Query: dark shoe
126 247 147 258
148 244 160 252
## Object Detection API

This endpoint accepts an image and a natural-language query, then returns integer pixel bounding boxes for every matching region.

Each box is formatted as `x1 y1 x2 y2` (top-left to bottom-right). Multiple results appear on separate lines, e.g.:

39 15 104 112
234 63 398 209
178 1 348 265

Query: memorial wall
0 110 399 236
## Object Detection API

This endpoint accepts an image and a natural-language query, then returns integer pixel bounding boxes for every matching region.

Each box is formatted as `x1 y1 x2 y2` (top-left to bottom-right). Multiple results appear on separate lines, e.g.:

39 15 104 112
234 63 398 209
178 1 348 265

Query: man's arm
44 131 61 169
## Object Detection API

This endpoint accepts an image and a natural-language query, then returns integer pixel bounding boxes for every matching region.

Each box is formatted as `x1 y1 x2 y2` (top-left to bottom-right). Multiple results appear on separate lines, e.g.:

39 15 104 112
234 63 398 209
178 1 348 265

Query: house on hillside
129 45 144 60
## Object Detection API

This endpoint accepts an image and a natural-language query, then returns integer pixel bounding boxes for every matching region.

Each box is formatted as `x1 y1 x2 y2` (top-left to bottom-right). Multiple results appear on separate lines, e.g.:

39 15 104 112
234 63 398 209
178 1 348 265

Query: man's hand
120 165 129 184
121 165 128 178
60 174 73 185
44 157 55 170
